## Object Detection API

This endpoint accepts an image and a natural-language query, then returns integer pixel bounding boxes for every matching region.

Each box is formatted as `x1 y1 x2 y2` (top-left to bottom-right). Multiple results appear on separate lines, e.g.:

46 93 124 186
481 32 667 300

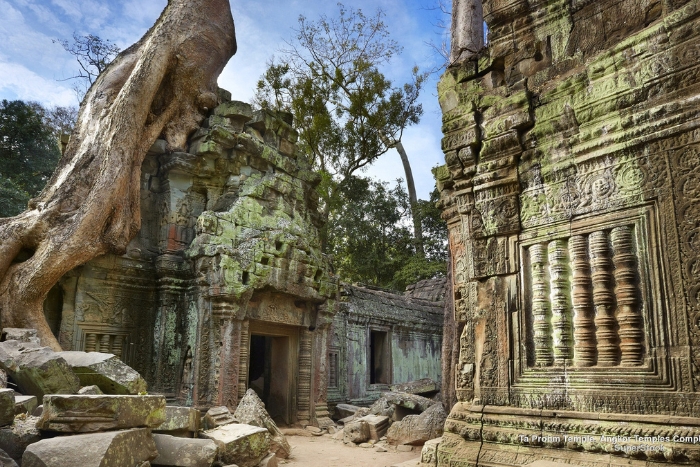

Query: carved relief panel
515 205 672 388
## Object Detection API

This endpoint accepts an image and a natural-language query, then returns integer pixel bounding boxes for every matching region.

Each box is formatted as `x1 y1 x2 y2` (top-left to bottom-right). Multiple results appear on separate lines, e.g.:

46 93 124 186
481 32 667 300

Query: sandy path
280 434 421 467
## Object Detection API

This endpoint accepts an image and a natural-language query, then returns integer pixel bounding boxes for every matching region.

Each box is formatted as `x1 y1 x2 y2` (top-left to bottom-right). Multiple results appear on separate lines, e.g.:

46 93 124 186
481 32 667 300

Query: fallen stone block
0 415 42 463
59 351 147 395
334 403 362 419
371 392 437 422
78 385 104 395
203 406 236 430
0 341 80 399
256 453 277 467
37 394 166 433
0 390 13 427
390 379 439 396
2 329 40 345
151 433 217 467
343 419 370 444
396 445 413 452
420 437 442 466
200 423 270 467
154 406 201 436
0 449 17 467
14 395 37 415
356 414 390 441
22 427 157 467
233 389 290 459
387 403 446 446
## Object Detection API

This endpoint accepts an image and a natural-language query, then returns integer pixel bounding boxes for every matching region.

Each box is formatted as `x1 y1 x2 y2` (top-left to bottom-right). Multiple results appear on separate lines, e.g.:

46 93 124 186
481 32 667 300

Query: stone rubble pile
330 386 446 461
0 329 290 467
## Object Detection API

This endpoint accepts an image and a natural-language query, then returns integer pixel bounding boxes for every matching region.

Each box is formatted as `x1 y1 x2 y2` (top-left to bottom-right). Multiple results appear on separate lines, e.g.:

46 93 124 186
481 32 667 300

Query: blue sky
0 0 449 200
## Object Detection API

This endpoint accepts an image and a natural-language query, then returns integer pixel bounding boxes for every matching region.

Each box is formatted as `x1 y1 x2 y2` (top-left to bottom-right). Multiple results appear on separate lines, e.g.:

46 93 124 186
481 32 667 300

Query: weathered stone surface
203 406 236 430
387 403 446 446
420 437 441 466
343 420 370 444
389 379 439 396
334 404 362 419
333 283 444 407
0 391 13 427
200 424 269 467
78 385 104 395
48 97 338 430
1 329 39 345
37 394 166 433
0 370 6 389
59 351 147 395
14 395 37 416
0 416 41 463
369 392 437 422
233 389 290 459
154 406 201 435
0 450 17 467
256 453 277 467
0 341 80 399
439 0 700 465
151 433 217 467
356 414 390 441
22 427 157 467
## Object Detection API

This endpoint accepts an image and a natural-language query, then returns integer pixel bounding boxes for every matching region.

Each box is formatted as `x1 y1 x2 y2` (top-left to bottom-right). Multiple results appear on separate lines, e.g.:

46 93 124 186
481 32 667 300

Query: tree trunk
451 0 484 63
0 0 237 349
394 140 425 257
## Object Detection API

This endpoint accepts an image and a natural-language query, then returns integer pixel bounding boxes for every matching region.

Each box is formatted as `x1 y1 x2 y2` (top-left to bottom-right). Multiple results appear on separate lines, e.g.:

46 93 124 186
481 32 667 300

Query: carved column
212 300 241 409
530 243 553 366
548 240 573 365
611 226 645 366
297 329 313 425
569 235 597 367
589 230 620 366
238 320 250 400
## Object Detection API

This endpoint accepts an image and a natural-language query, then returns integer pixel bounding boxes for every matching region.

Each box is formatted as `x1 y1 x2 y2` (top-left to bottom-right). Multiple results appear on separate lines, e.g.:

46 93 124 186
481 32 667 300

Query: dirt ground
279 433 421 467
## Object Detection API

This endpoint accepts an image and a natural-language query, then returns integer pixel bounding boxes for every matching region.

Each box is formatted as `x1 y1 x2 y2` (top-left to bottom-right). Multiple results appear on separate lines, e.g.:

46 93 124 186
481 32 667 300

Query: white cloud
0 60 76 107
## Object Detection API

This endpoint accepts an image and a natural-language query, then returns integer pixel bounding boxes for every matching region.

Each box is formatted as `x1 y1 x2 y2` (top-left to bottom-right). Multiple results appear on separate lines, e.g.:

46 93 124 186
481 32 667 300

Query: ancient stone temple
328 279 446 407
437 0 700 465
47 93 337 426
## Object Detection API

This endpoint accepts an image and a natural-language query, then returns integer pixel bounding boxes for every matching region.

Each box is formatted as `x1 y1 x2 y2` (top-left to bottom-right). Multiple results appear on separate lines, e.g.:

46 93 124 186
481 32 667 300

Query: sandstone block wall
438 0 700 465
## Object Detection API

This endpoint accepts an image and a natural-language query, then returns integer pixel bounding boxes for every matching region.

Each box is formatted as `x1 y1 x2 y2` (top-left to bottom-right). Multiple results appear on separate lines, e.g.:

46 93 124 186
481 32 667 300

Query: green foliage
0 100 62 218
327 176 446 291
254 4 427 215
253 4 441 290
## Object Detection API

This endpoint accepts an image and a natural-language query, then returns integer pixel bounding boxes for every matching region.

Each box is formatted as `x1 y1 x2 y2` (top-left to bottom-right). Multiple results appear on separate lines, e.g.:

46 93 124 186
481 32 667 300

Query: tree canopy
253 3 446 290
0 100 62 218
326 176 446 291
254 4 426 215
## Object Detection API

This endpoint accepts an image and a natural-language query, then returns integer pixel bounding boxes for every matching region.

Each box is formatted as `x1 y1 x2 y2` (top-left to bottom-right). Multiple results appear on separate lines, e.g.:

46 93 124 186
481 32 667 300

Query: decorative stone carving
438 0 700 465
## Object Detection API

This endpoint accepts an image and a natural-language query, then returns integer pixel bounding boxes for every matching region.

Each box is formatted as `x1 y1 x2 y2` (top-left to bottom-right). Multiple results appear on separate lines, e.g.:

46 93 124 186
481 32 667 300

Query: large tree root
0 0 237 349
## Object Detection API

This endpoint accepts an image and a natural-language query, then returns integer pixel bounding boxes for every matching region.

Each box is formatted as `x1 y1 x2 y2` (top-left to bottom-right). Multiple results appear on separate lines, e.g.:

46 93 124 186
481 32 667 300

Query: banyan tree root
0 0 237 349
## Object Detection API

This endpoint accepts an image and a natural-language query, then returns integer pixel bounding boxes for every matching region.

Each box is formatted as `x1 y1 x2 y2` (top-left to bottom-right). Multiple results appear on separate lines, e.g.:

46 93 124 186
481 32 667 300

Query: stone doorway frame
245 321 300 425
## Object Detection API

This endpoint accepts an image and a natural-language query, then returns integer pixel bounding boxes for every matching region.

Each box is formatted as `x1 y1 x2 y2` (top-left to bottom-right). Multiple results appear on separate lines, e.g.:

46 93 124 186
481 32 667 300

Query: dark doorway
370 330 391 384
43 284 63 338
248 334 291 424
